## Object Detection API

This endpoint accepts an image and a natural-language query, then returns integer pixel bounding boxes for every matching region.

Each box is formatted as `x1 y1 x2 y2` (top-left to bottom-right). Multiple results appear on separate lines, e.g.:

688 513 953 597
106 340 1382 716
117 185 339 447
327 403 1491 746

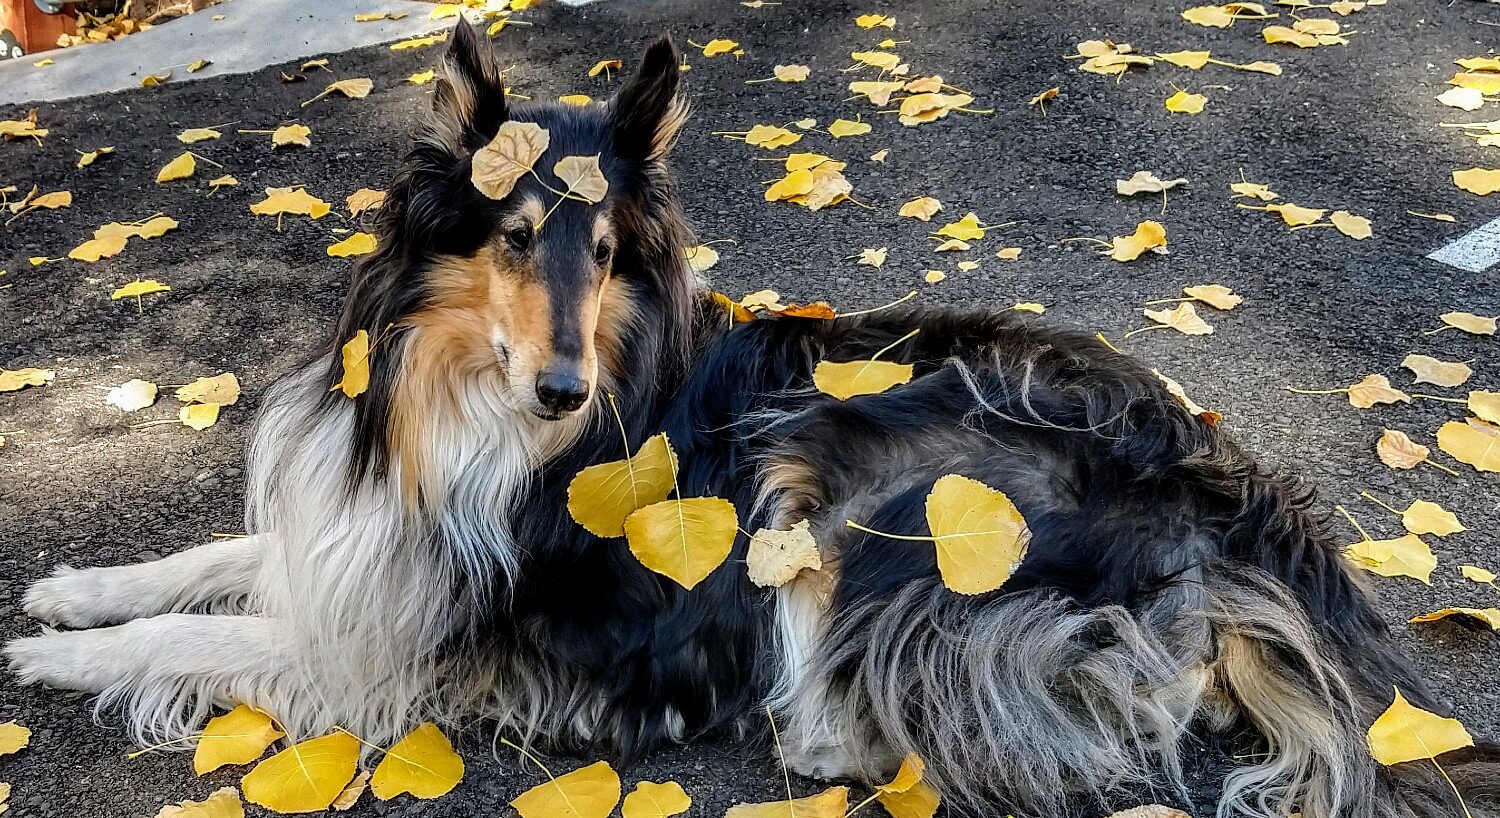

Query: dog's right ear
432 20 508 151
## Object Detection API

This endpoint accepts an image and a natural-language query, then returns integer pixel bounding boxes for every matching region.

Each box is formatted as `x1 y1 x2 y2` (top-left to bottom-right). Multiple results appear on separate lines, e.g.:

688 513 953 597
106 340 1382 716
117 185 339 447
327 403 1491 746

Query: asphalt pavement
1 0 1498 815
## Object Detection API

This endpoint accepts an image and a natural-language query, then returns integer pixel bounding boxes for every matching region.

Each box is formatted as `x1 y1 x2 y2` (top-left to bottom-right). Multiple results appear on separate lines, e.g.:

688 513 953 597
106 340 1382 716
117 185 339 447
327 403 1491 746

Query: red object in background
0 0 77 59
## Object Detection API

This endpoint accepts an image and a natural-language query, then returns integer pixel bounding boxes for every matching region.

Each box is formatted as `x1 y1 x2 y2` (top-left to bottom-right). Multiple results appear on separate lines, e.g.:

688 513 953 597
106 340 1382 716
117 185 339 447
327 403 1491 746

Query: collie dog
8 24 1498 817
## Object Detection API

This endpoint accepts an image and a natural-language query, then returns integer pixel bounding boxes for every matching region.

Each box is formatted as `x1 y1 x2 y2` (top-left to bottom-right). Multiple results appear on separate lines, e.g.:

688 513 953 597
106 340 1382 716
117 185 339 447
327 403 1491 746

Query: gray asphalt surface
2 0 1498 815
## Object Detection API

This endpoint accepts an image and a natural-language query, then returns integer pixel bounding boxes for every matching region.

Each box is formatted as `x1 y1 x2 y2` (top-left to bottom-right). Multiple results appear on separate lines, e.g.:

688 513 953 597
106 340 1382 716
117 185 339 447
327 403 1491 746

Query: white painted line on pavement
1427 215 1500 273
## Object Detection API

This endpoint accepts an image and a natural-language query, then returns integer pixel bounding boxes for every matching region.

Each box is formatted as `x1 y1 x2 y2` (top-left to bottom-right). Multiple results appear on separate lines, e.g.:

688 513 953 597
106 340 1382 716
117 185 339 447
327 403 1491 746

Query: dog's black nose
535 369 590 415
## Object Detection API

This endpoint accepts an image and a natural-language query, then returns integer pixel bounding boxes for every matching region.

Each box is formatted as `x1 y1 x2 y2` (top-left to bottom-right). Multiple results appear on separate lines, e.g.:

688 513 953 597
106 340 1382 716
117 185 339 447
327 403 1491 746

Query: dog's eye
504 227 532 254
593 242 613 267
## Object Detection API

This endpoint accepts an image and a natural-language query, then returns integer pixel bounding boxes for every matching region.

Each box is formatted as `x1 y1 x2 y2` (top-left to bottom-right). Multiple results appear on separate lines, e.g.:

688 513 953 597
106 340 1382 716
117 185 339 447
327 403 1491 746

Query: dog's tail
824 470 1500 817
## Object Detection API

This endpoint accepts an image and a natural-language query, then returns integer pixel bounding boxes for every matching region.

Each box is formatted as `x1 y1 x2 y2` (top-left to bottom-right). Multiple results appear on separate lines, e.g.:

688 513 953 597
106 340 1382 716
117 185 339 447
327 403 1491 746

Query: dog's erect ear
432 20 508 150
611 35 687 163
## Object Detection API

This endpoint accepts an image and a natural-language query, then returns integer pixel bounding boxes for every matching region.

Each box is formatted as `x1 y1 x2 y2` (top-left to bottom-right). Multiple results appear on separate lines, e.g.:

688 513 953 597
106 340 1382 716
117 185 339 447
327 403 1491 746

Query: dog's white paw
5 629 100 691
24 566 114 628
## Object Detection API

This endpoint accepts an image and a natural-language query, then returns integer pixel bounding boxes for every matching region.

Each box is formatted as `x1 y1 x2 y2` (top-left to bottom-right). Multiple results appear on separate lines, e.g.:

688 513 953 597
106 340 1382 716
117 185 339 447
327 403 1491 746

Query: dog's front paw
24 566 109 628
5 629 94 690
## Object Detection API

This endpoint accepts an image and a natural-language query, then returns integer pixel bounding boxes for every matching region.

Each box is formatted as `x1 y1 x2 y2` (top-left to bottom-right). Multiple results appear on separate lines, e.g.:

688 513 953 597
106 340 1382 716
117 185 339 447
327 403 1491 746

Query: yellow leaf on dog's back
813 360 912 400
926 475 1030 595
624 497 738 590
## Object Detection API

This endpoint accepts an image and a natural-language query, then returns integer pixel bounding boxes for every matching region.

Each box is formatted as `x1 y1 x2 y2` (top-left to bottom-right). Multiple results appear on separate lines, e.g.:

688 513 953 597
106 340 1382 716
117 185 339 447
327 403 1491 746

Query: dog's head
361 22 689 422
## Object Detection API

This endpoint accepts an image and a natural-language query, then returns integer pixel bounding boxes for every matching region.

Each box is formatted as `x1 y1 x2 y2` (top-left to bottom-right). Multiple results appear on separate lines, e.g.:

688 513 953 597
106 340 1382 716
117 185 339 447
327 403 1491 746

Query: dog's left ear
611 35 688 163
433 20 509 151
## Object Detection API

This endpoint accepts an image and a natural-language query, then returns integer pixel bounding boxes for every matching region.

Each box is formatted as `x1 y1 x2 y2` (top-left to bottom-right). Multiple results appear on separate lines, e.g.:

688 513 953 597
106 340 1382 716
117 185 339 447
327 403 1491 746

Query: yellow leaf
209 174 239 189
1230 180 1279 201
1155 369 1221 426
1109 220 1168 261
558 94 593 106
1346 374 1410 408
327 232 377 257
325 330 372 399
332 771 369 810
923 474 1030 595
773 64 811 82
933 239 970 252
193 705 284 775
1156 50 1212 69
621 780 692 818
107 378 158 412
1410 608 1500 631
701 39 739 57
391 32 448 51
77 145 114 167
1461 565 1497 585
1143 302 1213 335
242 732 362 814
935 212 984 241
1012 301 1044 313
511 760 622 818
251 186 331 219
111 279 172 301
1401 500 1464 537
180 403 221 431
1263 25 1319 47
1330 210 1372 239
856 247 888 267
0 722 31 755
156 152 196 183
877 783 941 818
176 372 241 406
997 247 1022 261
1116 171 1188 196
1028 86 1060 107
813 359 913 400
746 520 822 587
899 196 943 221
855 13 896 28
828 118 872 138
1265 202 1326 226
1183 284 1242 310
1451 72 1500 95
1234 60 1283 75
850 79 905 105
188 59 212 73
877 755 926 795
1458 56 1500 71
624 497 738 589
924 270 946 283
1377 429 1429 470
141 70 172 87
744 124 802 149
1164 90 1207 114
369 723 464 800
725 787 849 818
785 152 836 172
851 50 901 71
554 155 610 204
70 233 129 262
472 121 551 200
710 292 756 323
957 260 979 272
588 59 622 77
685 244 720 272
1439 311 1496 336
898 92 973 126
568 433 679 537
1437 87 1485 111
407 70 437 85
1182 5 1236 26
313 77 372 102
1293 17 1341 34
1346 534 1436 584
787 164 853 210
154 786 244 818
347 188 386 216
1367 689 1474 765
1453 168 1500 196
1438 419 1500 472
1401 354 1470 388
272 124 313 147
1468 390 1500 426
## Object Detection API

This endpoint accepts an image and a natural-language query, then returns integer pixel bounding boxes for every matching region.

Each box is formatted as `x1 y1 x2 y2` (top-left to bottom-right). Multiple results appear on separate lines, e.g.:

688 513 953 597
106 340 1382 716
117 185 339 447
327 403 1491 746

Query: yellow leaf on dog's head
624 497 738 589
1367 689 1474 765
1438 419 1500 472
1346 534 1436 584
0 721 31 755
242 732 361 813
1376 429 1429 469
333 330 371 399
1401 354 1471 388
156 152 196 183
746 520 822 587
272 124 312 147
154 786 244 818
177 372 240 406
1440 312 1496 336
1109 220 1167 261
370 723 464 800
1410 607 1500 631
554 155 609 204
1346 374 1410 408
1401 500 1465 537
473 122 551 200
813 360 913 400
621 780 692 818
511 760 622 818
925 474 1029 595
726 786 850 818
193 705 284 775
568 433 679 537
1143 303 1212 335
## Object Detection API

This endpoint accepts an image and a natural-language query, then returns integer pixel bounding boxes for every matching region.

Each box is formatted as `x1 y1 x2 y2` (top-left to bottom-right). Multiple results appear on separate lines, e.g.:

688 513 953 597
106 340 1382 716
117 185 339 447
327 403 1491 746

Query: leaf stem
837 290 918 318
1411 394 1466 403
1334 504 1373 543
766 707 795 807
845 519 934 542
1423 458 1461 478
125 733 203 758
1359 491 1403 517
1286 386 1350 395
500 737 556 781
870 328 922 363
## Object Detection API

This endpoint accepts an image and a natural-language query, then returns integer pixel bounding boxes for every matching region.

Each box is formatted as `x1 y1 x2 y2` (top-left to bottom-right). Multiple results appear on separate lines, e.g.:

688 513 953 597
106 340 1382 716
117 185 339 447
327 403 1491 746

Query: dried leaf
1330 210 1372 239
107 379 158 412
176 372 240 406
111 279 172 302
1347 374 1410 409
828 119 872 138
154 787 243 818
1377 429 1429 469
1401 354 1471 388
1439 312 1496 336
251 186 331 219
1157 50 1212 69
77 146 114 167
1346 534 1437 584
408 70 437 85
1143 303 1213 335
156 152 196 183
1453 168 1500 196
178 127 222 143
1461 565 1497 585
472 122 551 200
700 39 739 57
924 474 1030 595
181 404 220 431
856 247 888 268
1438 87 1485 112
328 232 377 258
1410 608 1500 631
814 360 913 399
1401 500 1464 537
272 124 312 147
332 772 370 811
1266 203 1326 226
588 59 623 77
935 212 985 241
1183 284 1242 310
0 722 31 755
347 188 386 215
554 155 609 204
685 244 720 273
1116 171 1188 196
1438 418 1500 472
1155 369 1221 425
746 520 822 588
1367 689 1474 765
1109 220 1168 261
1165 90 1207 114
744 124 802 149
